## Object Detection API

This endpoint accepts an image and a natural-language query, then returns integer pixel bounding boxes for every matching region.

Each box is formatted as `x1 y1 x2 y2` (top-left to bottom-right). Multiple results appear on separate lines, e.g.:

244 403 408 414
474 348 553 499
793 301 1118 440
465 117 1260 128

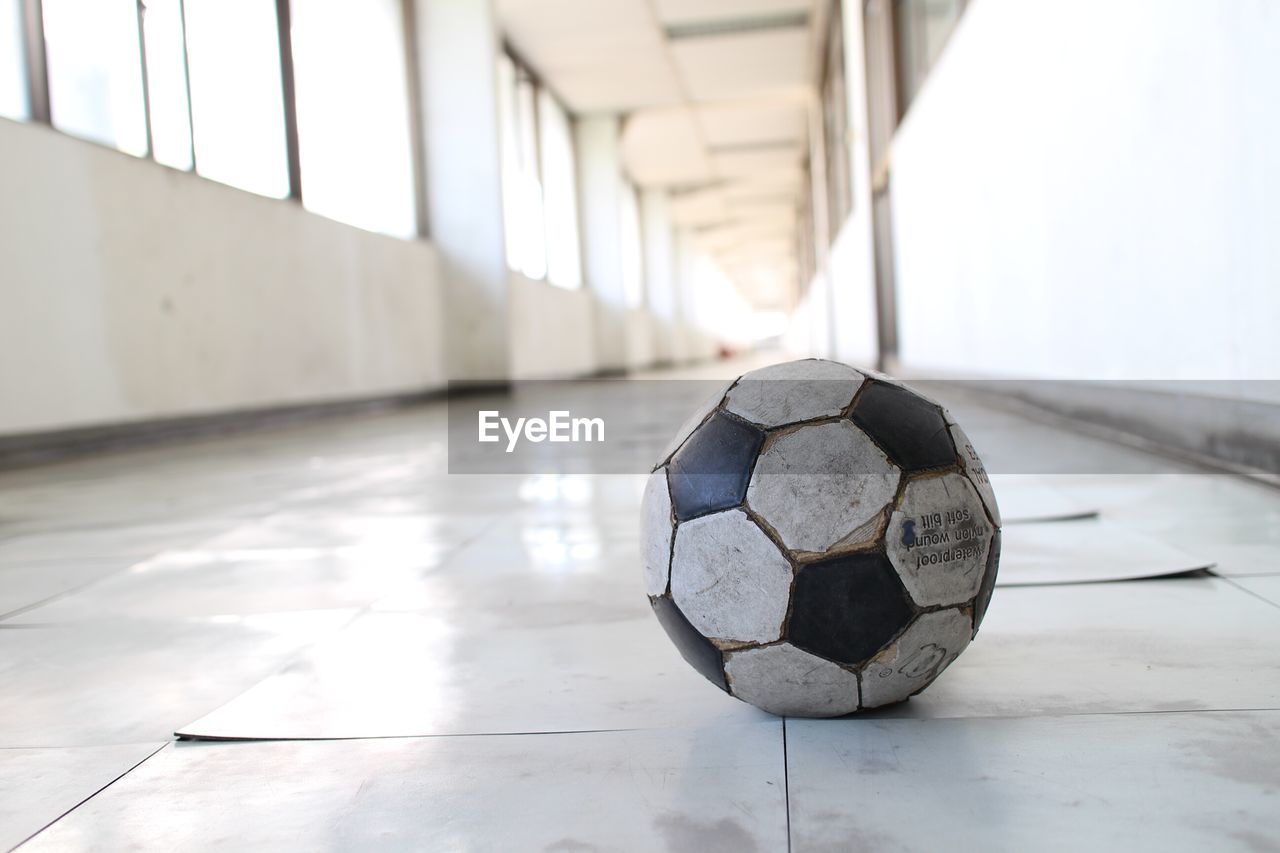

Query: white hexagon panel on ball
886 472 993 607
724 359 864 427
746 420 901 554
860 608 973 708
948 422 1001 527
640 469 674 596
724 643 860 717
669 508 792 644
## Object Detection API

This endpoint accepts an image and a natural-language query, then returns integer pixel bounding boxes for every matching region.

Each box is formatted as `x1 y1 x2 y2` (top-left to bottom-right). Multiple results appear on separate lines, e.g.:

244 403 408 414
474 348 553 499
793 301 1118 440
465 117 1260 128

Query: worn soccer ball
641 359 1001 716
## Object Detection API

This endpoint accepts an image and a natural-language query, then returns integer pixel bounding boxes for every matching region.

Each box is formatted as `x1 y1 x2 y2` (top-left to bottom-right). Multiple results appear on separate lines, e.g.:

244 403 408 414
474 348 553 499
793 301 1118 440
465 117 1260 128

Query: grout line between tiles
7 742 169 853
1217 575 1280 612
782 717 793 853
0 575 134 623
173 726 655 744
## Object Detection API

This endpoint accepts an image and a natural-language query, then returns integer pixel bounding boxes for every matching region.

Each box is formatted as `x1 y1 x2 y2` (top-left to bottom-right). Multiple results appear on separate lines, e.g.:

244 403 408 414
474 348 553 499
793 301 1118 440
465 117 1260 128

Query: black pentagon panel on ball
787 552 916 666
668 410 766 522
971 529 1001 637
850 381 957 472
650 595 728 691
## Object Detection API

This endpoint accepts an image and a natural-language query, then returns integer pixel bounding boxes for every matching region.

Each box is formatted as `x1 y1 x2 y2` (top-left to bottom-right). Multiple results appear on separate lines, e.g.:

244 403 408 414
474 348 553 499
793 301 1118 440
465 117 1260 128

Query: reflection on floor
2 358 1279 851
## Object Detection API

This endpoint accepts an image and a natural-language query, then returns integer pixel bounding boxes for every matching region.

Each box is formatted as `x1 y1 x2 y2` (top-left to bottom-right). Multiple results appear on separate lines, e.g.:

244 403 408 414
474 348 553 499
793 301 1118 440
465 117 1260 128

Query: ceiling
496 0 827 311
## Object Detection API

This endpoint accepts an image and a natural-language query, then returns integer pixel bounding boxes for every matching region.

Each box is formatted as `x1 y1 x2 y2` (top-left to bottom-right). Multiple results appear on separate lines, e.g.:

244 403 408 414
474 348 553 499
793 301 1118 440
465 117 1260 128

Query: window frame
11 0 428 239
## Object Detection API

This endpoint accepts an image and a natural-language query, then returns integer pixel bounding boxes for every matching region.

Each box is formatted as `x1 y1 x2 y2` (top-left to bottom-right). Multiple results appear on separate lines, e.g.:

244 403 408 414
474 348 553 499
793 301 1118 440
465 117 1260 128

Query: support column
414 0 510 381
640 188 678 365
575 115 628 374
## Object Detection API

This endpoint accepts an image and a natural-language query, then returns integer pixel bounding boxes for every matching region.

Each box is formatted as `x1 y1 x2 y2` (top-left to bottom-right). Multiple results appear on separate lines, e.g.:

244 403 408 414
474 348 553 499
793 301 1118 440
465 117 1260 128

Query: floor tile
1208 544 1280 577
0 742 162 845
23 724 787 853
5 548 448 622
198 510 499 552
0 743 164 852
787 710 1280 852
1056 475 1280 557
0 558 134 620
997 518 1213 586
176 610 767 739
0 519 240 569
1228 574 1280 608
0 610 354 747
866 576 1280 719
989 476 1097 524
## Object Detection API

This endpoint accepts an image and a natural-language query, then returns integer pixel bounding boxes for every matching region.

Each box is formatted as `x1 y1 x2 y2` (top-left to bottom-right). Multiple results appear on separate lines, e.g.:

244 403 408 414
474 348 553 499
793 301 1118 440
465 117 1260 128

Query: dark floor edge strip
7 742 169 852
0 382 481 471
964 388 1280 489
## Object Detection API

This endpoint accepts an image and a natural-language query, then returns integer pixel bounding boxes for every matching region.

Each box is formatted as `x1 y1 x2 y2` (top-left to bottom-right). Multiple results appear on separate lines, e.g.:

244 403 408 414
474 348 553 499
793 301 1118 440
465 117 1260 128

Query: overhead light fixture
665 11 808 41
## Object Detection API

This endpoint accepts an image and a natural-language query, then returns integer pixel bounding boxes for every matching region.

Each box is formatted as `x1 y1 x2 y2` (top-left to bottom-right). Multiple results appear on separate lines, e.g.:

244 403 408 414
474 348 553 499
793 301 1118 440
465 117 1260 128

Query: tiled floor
2 361 1278 851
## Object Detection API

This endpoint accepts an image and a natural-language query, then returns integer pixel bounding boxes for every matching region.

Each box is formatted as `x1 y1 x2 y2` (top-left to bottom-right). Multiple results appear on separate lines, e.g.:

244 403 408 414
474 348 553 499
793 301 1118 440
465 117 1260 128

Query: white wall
0 119 445 436
575 115 630 374
639 188 685 365
508 273 598 379
890 0 1280 380
623 309 657 372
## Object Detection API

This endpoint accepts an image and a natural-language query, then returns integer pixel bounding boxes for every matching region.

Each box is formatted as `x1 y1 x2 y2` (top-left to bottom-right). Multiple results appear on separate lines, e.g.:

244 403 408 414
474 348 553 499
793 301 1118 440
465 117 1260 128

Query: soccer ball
641 359 1001 716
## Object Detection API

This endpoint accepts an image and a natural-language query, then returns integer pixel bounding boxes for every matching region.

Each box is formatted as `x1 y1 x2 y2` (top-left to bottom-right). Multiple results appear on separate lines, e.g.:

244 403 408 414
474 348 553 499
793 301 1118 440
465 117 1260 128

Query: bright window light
512 71 546 280
141 0 193 170
184 0 289 198
292 0 416 238
499 54 584 287
499 53 564 282
619 181 645 308
0 0 26 119
538 89 582 289
42 0 148 155
497 54 523 271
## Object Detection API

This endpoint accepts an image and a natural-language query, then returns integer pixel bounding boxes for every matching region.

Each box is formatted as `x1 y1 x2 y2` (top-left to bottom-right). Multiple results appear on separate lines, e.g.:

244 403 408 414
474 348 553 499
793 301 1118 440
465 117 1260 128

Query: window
184 0 290 197
498 52 546 280
42 0 147 155
291 0 416 237
497 55 520 267
0 0 25 119
619 181 644 308
537 88 582 289
498 50 582 288
821 0 851 241
11 0 424 237
141 0 194 170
